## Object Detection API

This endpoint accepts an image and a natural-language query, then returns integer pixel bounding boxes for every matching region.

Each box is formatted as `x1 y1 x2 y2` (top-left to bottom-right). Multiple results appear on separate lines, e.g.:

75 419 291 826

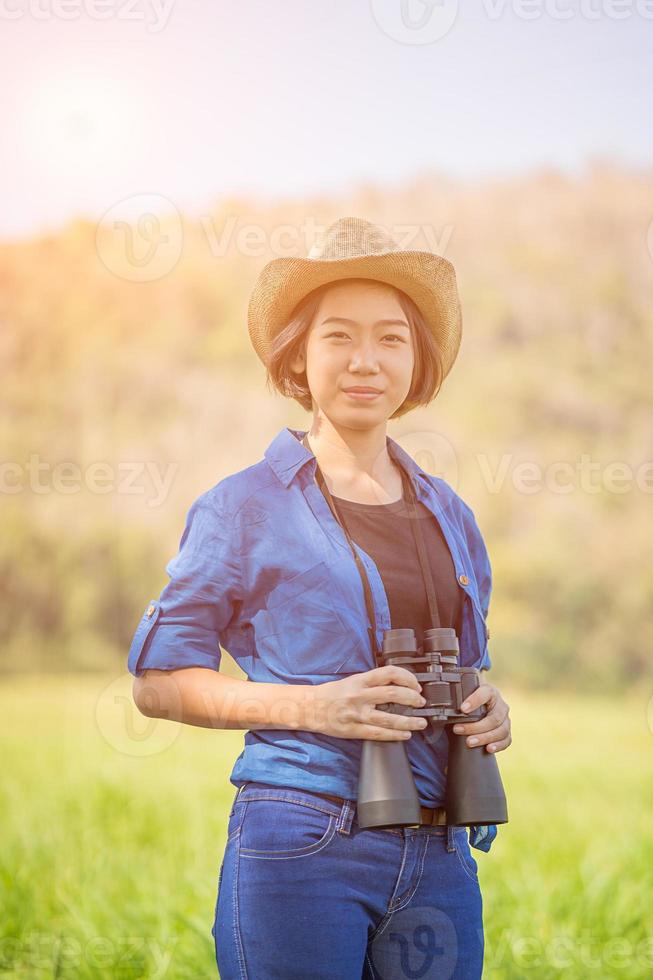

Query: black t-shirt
330 492 463 649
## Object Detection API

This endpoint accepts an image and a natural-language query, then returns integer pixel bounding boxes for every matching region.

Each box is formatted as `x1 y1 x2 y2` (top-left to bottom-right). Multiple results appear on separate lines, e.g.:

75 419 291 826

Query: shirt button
458 574 469 586
146 604 156 617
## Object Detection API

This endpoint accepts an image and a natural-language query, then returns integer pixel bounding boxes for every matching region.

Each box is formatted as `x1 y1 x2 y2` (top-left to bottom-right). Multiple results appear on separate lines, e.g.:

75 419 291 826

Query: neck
304 414 393 480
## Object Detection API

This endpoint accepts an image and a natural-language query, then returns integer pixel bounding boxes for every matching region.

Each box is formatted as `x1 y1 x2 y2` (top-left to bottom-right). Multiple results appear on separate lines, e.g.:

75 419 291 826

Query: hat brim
247 250 462 379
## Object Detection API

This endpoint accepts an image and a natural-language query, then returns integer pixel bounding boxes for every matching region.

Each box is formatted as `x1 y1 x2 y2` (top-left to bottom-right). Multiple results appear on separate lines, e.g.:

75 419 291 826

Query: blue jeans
212 781 484 979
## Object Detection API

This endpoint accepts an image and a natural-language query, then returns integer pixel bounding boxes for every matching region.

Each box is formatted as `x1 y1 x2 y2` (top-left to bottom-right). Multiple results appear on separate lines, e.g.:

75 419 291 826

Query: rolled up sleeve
127 492 241 676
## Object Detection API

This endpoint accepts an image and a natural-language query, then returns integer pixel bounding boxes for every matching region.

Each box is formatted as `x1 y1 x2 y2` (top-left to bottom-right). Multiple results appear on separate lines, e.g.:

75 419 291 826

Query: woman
128 216 512 979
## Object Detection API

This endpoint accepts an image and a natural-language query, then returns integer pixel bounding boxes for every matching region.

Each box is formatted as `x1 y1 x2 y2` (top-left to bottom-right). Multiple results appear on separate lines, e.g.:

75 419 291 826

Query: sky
0 0 651 240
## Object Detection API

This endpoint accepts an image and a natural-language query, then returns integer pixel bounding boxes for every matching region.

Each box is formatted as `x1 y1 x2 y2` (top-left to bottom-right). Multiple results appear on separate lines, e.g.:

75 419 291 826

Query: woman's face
291 279 415 427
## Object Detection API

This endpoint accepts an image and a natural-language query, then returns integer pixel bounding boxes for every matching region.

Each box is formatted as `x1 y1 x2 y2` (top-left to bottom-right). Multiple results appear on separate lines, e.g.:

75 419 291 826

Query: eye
324 331 405 343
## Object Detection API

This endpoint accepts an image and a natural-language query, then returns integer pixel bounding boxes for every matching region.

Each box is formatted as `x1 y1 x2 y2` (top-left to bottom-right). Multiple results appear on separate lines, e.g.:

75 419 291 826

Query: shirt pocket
256 560 368 677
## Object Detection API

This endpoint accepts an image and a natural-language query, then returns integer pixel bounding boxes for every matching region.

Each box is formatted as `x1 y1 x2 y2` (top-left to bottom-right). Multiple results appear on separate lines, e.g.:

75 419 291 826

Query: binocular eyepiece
357 626 509 830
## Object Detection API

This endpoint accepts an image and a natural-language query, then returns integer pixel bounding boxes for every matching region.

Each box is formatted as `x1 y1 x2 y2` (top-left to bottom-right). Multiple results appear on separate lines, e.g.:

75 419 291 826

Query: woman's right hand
309 665 429 740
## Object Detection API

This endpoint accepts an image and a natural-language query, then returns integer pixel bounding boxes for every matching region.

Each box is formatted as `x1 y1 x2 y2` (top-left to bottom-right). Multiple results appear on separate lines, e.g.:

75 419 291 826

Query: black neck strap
301 433 441 663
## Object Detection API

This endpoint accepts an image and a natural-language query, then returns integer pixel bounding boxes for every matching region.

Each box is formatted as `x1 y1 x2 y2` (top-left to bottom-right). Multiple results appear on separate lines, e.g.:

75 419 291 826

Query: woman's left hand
451 682 512 754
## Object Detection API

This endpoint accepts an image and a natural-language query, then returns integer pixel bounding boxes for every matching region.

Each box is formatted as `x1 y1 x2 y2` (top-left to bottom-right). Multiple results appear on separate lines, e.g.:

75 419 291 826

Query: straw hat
247 215 462 380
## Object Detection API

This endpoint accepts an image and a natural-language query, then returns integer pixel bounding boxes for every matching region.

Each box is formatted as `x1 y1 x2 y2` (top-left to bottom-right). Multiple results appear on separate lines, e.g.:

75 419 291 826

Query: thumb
460 684 491 713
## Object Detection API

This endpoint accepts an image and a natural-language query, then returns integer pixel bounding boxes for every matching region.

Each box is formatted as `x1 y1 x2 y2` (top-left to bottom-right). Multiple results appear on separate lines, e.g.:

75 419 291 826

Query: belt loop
446 824 456 852
336 798 355 836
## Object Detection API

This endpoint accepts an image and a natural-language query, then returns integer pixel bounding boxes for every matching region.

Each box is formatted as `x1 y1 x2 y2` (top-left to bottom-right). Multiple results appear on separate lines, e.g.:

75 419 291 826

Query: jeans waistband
234 782 450 832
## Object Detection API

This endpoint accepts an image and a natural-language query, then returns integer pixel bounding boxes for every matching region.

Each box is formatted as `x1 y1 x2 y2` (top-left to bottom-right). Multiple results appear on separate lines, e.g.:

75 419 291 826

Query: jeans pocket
454 829 479 882
239 798 337 859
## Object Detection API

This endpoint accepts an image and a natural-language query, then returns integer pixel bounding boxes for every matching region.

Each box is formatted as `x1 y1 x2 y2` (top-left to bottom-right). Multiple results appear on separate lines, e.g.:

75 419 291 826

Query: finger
354 726 416 742
452 717 497 736
456 721 511 748
452 706 509 736
363 665 422 693
364 685 426 708
459 684 494 713
368 708 428 732
485 733 512 753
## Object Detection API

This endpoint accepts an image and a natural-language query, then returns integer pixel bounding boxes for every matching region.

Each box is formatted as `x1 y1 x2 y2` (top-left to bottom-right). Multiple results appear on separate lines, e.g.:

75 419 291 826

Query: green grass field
1 676 652 979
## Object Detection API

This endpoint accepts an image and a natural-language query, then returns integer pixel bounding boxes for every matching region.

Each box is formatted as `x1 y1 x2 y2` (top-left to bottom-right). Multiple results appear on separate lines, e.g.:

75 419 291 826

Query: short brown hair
264 278 444 420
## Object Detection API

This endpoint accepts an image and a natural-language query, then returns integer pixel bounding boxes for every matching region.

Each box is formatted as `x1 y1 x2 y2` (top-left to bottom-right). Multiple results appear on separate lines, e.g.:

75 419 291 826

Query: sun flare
26 70 143 183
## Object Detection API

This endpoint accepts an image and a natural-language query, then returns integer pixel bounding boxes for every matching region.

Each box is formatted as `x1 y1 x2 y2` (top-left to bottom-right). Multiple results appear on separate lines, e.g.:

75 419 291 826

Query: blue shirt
128 426 498 852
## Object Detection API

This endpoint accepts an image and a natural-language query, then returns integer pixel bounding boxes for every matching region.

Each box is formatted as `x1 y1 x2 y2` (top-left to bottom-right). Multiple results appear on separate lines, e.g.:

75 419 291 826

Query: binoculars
357 626 509 830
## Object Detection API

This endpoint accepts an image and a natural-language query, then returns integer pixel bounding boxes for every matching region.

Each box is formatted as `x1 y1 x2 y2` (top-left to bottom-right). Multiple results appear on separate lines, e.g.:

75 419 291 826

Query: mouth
342 386 383 396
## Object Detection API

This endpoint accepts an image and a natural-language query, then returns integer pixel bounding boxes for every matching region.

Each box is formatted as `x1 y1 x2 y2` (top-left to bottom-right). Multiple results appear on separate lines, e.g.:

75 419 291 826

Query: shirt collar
264 426 438 496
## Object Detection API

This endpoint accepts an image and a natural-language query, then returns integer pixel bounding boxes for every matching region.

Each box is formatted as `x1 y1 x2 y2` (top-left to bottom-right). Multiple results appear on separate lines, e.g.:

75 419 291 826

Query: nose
349 340 381 374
